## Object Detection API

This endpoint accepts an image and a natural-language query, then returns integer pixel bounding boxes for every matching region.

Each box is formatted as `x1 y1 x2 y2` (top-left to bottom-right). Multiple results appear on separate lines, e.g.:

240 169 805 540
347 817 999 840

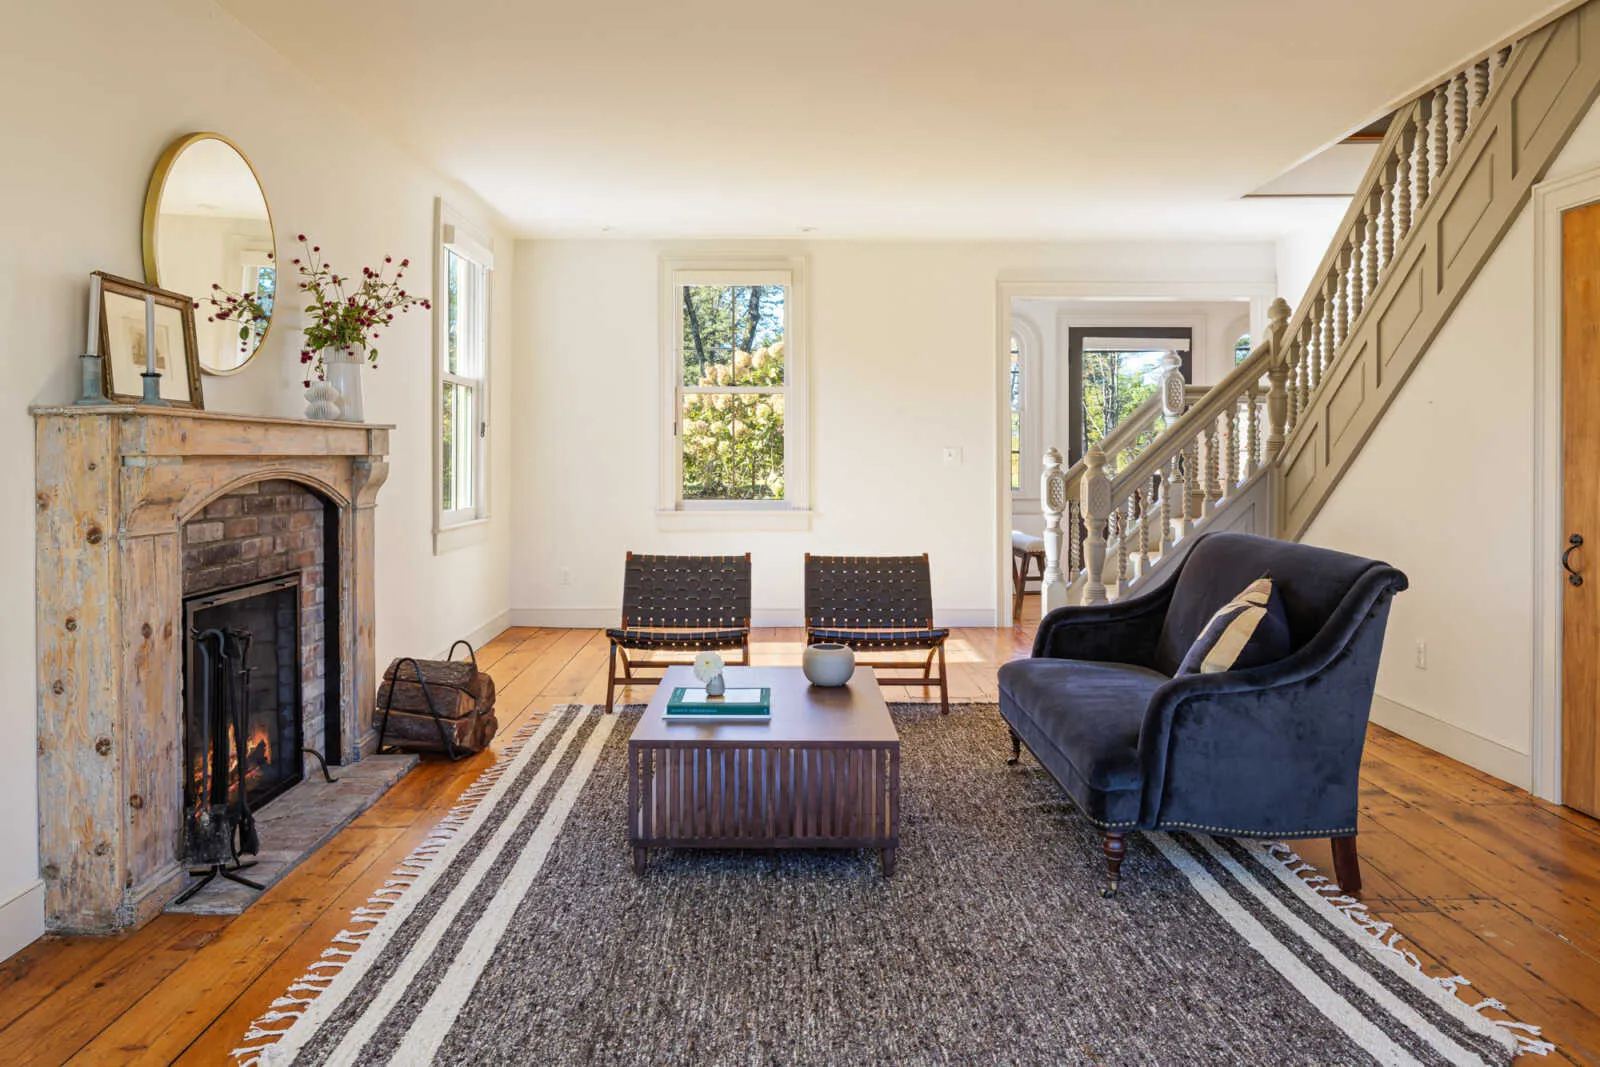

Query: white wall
1302 99 1600 789
510 240 1275 629
0 0 515 959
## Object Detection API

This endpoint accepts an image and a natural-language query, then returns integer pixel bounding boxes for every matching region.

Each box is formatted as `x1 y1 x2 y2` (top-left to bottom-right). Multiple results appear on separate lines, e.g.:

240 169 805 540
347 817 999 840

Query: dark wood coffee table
626 665 901 875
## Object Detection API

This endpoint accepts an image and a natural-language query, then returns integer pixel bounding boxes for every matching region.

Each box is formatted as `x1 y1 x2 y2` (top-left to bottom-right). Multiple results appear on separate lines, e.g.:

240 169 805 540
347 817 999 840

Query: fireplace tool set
176 627 266 905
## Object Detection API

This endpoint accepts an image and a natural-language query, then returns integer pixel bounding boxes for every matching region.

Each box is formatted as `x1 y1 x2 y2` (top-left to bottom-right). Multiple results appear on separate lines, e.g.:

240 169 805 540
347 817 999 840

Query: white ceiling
219 0 1566 240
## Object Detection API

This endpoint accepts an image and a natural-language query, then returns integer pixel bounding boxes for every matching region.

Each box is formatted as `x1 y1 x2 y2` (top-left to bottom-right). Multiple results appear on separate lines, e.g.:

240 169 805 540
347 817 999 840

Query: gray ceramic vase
802 642 855 687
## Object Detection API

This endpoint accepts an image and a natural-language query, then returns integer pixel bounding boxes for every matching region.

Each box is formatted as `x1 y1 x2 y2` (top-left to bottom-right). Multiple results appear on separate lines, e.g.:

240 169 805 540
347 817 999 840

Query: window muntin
1234 333 1251 364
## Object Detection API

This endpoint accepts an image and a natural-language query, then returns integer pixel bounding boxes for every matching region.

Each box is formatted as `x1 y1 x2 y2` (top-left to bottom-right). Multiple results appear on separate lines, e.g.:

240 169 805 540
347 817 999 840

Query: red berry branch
290 235 430 386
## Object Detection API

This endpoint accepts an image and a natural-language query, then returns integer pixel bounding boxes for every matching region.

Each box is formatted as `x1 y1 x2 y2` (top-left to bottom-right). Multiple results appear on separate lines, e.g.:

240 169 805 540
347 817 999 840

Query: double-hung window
434 205 493 550
658 256 809 529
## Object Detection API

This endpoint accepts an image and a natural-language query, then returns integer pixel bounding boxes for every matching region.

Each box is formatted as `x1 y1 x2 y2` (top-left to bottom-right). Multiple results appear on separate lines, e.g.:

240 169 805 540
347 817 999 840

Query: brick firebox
183 479 332 759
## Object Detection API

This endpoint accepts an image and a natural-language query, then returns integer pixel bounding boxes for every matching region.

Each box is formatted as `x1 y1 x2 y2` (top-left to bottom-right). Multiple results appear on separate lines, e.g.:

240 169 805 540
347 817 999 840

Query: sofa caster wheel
1102 880 1119 899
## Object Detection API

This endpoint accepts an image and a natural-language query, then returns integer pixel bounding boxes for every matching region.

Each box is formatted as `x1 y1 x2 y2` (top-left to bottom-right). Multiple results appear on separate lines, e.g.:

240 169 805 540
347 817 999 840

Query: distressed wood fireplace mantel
32 405 391 934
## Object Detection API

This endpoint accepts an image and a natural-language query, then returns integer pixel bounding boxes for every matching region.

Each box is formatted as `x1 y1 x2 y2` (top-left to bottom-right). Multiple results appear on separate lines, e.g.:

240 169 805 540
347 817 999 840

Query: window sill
654 507 813 532
434 517 490 555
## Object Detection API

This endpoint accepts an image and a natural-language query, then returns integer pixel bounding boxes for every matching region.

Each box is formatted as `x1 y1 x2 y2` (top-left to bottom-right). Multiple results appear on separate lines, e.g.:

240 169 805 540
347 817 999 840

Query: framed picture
93 272 204 409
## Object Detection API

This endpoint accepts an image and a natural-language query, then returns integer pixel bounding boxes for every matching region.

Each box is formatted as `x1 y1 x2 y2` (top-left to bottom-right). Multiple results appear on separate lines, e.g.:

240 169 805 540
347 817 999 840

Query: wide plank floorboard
1 617 1594 1065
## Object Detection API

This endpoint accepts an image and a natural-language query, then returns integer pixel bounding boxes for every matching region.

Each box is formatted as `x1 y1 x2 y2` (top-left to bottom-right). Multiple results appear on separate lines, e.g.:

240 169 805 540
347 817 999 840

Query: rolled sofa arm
1132 565 1408 836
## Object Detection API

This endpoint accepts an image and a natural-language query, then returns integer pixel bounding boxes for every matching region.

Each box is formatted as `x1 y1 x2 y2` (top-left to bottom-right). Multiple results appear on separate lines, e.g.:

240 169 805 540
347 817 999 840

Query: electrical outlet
942 446 962 465
560 567 572 586
1414 640 1427 670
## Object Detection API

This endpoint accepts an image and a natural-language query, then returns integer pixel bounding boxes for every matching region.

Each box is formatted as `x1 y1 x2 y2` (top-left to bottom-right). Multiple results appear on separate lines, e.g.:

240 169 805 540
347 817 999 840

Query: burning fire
188 721 279 812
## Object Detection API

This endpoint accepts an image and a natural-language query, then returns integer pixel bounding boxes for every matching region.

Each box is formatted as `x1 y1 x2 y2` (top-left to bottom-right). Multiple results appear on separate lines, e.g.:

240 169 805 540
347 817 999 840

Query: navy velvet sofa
997 531 1408 897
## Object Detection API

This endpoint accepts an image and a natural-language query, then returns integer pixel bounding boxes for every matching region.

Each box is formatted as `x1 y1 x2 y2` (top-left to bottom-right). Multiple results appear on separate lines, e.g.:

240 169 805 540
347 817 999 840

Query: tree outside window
678 284 787 501
1081 348 1166 449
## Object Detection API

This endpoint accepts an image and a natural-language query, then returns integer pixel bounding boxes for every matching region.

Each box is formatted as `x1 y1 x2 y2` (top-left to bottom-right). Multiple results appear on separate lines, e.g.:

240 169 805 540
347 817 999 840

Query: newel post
1263 297 1293 463
1040 448 1070 614
1081 444 1110 605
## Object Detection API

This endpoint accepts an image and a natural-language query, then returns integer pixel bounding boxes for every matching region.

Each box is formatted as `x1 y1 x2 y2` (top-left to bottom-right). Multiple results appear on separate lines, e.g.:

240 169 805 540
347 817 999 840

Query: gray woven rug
237 703 1538 1066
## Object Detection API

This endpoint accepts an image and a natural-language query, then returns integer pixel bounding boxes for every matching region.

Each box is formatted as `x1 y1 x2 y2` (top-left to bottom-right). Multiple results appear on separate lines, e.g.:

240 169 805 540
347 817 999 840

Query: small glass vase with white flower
664 652 771 721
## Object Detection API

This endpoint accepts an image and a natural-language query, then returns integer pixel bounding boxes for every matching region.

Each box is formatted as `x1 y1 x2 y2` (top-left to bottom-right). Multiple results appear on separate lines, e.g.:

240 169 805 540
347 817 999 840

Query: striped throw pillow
1176 575 1290 675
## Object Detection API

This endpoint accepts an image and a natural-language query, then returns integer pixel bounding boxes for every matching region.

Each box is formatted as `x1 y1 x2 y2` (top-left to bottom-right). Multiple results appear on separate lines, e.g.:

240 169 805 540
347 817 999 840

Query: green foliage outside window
1081 349 1166 455
680 284 787 500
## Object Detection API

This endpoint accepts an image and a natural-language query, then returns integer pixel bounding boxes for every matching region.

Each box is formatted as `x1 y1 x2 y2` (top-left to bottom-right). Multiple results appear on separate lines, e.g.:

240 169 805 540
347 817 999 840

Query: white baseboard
1369 694 1532 790
435 609 513 659
508 607 1000 629
0 879 44 963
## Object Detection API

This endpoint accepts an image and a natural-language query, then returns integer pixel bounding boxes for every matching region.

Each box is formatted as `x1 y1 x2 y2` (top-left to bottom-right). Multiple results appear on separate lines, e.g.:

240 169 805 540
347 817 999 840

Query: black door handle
1564 533 1584 587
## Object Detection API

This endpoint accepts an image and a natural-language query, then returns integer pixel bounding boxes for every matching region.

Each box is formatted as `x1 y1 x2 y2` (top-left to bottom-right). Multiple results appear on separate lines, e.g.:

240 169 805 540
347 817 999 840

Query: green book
665 685 771 717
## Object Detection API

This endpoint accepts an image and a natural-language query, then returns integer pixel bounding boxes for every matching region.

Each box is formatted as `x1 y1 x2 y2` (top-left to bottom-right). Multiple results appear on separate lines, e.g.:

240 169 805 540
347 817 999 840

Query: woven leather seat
605 628 750 649
807 627 949 650
804 553 949 713
606 553 752 712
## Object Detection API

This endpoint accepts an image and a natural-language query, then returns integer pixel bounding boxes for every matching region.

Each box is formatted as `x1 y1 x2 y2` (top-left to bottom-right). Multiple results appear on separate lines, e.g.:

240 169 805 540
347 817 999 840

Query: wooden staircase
1037 3 1600 609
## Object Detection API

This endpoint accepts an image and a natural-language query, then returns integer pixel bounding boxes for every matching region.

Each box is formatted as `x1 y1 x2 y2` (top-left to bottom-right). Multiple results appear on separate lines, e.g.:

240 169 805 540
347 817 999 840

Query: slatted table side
628 740 899 853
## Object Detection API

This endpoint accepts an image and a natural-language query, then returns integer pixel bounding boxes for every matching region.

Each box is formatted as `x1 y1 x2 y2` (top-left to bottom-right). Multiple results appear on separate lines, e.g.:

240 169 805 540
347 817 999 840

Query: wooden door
1562 200 1600 815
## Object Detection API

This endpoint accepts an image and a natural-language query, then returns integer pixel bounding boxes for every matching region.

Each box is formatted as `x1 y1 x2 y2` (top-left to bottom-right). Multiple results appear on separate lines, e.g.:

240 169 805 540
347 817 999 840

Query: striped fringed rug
234 703 1547 1066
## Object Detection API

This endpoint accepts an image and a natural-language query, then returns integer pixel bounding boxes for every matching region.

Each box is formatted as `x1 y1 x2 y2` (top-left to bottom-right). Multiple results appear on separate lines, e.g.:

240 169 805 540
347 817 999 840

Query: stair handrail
1052 298 1289 604
1276 43 1517 447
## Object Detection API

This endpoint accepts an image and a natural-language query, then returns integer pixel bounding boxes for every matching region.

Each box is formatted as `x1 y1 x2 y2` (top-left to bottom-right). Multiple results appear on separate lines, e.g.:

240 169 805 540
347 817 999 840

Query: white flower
693 651 724 684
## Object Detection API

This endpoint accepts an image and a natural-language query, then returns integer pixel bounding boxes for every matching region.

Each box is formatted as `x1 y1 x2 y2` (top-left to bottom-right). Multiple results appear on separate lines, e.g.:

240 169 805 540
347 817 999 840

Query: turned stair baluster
1363 210 1379 301
1159 456 1175 555
1203 422 1221 515
1447 72 1468 163
1245 384 1261 476
1137 485 1153 577
1347 229 1365 325
1113 507 1128 598
1430 84 1449 188
1468 58 1489 128
1080 445 1109 605
1180 441 1196 538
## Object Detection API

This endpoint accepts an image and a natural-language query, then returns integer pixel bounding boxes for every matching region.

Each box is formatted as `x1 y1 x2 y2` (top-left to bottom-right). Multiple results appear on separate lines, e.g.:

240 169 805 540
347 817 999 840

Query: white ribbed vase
322 348 365 422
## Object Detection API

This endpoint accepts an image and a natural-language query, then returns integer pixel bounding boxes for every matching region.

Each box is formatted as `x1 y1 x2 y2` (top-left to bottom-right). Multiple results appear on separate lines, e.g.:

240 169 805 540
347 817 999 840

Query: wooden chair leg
605 642 618 714
1011 551 1025 622
1331 834 1362 895
936 643 949 715
1102 831 1126 898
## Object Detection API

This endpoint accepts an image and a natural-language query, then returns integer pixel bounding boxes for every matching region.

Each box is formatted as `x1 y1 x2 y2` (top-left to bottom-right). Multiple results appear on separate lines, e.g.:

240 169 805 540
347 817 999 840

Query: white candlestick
144 295 157 375
87 275 101 357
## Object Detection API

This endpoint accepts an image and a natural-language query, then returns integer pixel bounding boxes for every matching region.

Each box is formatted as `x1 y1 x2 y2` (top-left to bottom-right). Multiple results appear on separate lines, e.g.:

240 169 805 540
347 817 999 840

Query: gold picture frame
93 271 204 409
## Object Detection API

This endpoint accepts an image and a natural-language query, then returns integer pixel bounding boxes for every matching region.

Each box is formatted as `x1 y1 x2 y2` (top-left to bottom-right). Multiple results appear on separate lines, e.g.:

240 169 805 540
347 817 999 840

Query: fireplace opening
182 575 305 854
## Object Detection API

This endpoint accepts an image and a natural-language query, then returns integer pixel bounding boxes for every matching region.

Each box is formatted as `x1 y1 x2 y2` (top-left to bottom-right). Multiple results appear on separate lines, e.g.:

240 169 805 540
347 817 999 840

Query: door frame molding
1532 165 1600 803
993 280 1273 626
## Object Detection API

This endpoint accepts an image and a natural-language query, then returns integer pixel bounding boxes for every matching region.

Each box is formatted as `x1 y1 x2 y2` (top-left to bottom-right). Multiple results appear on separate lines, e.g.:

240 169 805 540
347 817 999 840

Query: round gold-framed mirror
142 133 276 376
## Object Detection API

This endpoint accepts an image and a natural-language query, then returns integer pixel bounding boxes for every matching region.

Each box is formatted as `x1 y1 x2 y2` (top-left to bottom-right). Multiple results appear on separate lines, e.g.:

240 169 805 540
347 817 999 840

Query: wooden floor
4 610 1600 1064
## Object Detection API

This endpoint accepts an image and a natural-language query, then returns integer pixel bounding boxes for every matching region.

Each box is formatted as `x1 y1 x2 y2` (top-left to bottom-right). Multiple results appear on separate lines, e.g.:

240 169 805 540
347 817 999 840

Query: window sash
437 213 491 533
672 278 791 506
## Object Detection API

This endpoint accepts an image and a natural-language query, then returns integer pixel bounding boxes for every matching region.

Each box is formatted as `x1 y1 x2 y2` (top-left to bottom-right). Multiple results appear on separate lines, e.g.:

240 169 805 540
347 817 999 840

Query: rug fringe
227 708 564 1066
1263 842 1555 1058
